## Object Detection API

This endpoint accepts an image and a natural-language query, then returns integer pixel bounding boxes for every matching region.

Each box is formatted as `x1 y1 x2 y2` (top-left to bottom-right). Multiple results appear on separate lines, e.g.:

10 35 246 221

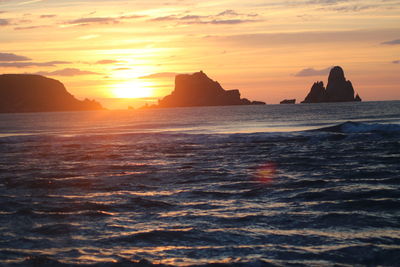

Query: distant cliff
0 74 103 113
149 71 265 108
302 66 361 103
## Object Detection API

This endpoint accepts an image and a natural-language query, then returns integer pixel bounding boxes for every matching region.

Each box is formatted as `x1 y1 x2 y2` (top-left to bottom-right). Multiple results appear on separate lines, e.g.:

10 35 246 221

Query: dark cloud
325 5 374 12
14 25 48 30
392 60 400 64
381 39 400 45
316 2 388 13
40 14 56 18
139 72 179 79
150 15 177 22
202 19 257 25
149 9 260 25
217 10 239 16
68 17 118 25
0 52 31 62
119 15 144 20
0 61 70 68
217 9 258 17
66 14 144 26
306 0 349 4
0 18 10 26
295 67 332 77
180 15 205 20
35 68 100 76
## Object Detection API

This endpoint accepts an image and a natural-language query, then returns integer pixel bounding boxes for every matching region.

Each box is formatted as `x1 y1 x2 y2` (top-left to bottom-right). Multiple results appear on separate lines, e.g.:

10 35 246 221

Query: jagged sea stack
154 71 265 108
302 66 361 103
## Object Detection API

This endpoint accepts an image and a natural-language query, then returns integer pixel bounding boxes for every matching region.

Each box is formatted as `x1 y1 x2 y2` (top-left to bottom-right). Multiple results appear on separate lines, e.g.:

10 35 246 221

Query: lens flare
256 162 277 184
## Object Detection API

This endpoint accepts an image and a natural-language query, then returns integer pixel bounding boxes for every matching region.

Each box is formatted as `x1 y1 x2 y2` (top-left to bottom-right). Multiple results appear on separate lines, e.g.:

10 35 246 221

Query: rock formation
0 74 103 113
301 66 361 103
280 99 296 104
149 71 265 108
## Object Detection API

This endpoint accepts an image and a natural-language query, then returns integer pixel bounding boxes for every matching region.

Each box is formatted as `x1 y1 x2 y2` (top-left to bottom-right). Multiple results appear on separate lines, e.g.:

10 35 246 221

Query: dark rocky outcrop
301 66 361 103
280 99 296 104
0 74 103 113
148 71 265 108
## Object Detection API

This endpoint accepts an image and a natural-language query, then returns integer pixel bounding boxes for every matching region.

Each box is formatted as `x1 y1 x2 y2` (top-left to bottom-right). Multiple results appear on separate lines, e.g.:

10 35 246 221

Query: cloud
205 28 400 47
150 15 178 22
322 4 374 12
294 67 332 77
35 68 100 76
138 72 179 79
0 18 10 26
218 10 239 16
381 39 400 45
119 15 144 20
149 10 260 25
0 61 70 68
96 59 120 64
14 25 48 30
306 0 350 4
201 19 257 25
40 14 56 19
0 52 31 62
392 60 400 64
68 17 118 25
66 14 144 26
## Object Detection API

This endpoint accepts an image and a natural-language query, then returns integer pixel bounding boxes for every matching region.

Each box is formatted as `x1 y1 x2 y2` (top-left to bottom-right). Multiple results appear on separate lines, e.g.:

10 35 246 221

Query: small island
280 99 296 104
146 71 265 108
301 66 362 103
0 74 103 113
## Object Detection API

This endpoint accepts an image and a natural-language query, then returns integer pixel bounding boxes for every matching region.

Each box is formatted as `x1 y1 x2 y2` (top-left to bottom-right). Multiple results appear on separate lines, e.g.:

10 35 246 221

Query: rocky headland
302 66 361 103
0 74 103 113
147 71 265 108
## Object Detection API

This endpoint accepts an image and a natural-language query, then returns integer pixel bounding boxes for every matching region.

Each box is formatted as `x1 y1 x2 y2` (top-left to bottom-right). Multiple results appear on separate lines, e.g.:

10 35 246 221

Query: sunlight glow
112 80 155 98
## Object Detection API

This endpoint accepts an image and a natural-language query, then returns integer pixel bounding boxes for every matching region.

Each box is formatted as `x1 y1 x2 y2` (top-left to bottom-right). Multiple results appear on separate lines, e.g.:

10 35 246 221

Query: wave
312 121 400 134
1 121 398 148
108 228 214 244
18 256 277 267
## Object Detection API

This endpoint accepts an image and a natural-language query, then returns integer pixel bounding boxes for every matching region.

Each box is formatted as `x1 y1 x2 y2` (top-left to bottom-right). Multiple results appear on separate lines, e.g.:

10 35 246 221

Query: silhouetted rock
151 71 265 108
0 74 103 113
280 99 296 104
301 66 361 103
302 82 326 103
251 100 266 105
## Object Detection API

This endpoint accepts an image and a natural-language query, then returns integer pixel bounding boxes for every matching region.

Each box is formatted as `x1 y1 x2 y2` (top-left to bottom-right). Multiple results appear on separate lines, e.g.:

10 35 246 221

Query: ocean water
0 101 399 266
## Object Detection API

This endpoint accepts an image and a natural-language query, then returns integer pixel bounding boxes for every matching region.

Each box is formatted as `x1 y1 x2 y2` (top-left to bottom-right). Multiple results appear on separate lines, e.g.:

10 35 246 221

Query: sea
0 101 399 266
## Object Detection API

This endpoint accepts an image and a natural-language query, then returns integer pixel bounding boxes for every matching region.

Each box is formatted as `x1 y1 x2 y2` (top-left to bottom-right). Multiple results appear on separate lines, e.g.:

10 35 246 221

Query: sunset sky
1 0 399 109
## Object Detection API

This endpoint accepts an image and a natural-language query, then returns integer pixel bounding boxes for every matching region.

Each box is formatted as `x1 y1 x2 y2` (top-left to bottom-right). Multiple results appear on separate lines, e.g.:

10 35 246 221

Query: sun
112 80 155 98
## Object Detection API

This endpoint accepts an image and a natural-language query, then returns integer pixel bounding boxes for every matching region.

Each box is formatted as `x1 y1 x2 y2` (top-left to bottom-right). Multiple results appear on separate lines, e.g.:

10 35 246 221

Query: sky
0 0 399 109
